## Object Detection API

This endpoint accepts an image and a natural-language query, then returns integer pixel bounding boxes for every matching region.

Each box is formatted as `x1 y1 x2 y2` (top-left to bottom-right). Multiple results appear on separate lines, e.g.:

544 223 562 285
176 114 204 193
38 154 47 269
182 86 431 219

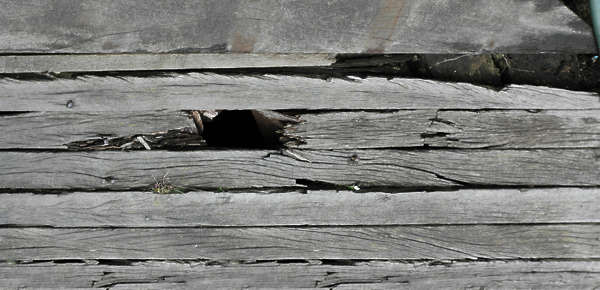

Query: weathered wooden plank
4 109 597 150
1 74 599 111
1 149 599 190
2 260 598 289
1 225 599 260
0 111 194 149
0 53 335 73
2 188 599 227
286 110 432 149
285 110 600 149
0 0 593 54
3 261 599 289
426 110 600 149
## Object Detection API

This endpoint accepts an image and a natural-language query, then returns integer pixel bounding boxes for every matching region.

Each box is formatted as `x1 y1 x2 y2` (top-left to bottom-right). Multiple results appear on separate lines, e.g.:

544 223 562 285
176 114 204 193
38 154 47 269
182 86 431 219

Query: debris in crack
66 128 203 151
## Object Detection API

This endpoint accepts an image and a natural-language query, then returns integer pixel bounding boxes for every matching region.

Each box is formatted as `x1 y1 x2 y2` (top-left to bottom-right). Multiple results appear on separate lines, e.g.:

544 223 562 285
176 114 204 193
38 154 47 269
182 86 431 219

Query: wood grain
2 260 599 289
0 53 335 73
0 111 194 149
285 110 600 149
1 225 599 260
3 110 597 149
1 188 599 227
0 0 593 54
2 74 599 111
0 149 598 190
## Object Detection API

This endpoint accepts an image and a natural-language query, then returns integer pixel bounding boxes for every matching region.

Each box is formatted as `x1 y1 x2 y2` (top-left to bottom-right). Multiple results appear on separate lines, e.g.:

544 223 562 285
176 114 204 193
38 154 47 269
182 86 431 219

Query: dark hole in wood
197 110 298 149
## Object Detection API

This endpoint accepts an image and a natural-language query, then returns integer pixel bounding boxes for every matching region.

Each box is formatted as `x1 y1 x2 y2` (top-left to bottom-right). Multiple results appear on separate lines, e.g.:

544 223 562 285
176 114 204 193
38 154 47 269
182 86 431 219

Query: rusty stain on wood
230 32 256 53
366 0 406 53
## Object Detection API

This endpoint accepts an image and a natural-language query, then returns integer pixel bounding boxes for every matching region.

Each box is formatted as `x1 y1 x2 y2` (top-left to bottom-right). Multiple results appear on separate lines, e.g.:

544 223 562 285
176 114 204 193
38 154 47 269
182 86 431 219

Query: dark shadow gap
1 54 599 92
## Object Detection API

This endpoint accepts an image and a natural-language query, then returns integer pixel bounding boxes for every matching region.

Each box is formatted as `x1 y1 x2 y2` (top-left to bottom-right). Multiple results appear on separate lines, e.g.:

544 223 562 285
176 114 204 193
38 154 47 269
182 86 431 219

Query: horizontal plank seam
4 185 600 194
4 258 600 265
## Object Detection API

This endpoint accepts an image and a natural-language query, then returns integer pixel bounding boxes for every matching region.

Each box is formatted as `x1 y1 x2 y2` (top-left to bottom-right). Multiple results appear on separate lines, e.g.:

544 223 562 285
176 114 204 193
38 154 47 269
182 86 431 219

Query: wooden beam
285 110 600 149
0 0 593 54
1 225 599 260
0 54 335 73
1 74 599 111
0 149 598 190
1 188 599 227
2 260 599 289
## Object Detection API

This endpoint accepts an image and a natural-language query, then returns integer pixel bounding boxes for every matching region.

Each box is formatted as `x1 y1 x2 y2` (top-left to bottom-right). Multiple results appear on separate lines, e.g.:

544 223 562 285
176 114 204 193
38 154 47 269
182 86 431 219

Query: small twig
191 110 204 136
136 136 151 150
281 149 311 163
120 142 134 149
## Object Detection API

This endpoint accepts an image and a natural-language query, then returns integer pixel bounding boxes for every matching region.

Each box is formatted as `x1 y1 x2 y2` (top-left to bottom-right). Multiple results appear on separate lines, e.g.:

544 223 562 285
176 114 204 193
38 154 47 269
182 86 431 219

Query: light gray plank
0 0 593 54
0 111 194 149
285 110 600 149
285 110 433 149
2 188 599 227
426 110 600 149
0 53 335 73
1 225 599 260
1 149 599 190
1 74 599 111
3 261 599 289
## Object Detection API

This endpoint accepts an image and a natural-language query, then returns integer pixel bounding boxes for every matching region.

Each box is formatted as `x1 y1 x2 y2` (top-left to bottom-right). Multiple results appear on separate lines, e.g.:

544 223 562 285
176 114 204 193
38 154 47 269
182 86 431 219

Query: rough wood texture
2 261 599 289
2 225 599 260
0 149 598 190
2 188 599 227
0 53 335 73
0 111 193 149
0 0 593 54
4 109 597 149
2 74 599 111
285 110 600 149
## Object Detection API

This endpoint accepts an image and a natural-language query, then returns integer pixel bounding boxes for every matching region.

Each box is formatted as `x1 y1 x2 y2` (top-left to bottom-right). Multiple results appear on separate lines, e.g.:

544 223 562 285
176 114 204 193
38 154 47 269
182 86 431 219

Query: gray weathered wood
0 111 194 149
0 0 593 54
4 109 597 150
286 110 433 149
2 260 599 289
285 110 600 149
1 74 598 111
1 225 599 260
1 149 598 190
0 53 335 73
2 188 599 227
3 261 599 289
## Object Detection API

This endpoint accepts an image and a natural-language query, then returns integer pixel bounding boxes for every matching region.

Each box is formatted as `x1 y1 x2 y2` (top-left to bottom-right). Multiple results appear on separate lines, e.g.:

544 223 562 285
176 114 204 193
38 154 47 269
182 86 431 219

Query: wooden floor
1 75 599 288
1 0 600 289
